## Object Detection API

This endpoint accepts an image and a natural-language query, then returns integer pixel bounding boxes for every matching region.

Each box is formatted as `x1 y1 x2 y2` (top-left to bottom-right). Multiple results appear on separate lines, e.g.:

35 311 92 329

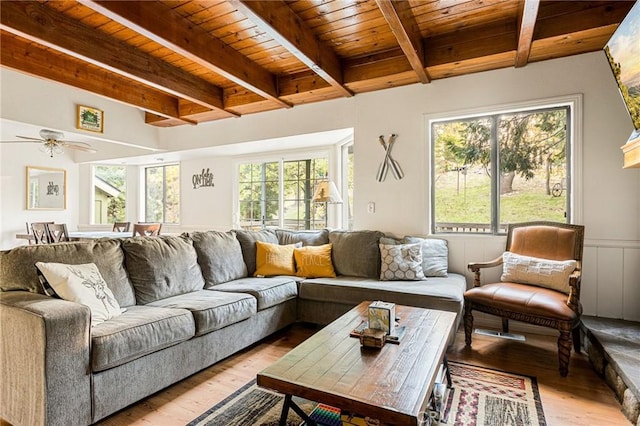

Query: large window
431 103 572 234
238 157 328 230
145 164 180 224
93 165 126 224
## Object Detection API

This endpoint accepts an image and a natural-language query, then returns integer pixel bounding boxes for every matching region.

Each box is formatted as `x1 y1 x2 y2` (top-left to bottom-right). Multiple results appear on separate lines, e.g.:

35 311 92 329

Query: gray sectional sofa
0 228 466 426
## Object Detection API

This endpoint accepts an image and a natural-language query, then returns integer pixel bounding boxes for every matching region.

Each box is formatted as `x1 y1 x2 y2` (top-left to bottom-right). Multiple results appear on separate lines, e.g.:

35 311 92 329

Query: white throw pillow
501 252 577 294
379 243 426 281
35 262 123 327
403 236 449 277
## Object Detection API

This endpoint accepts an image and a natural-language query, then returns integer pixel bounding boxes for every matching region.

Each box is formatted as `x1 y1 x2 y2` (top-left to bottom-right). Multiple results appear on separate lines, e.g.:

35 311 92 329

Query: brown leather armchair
464 221 585 376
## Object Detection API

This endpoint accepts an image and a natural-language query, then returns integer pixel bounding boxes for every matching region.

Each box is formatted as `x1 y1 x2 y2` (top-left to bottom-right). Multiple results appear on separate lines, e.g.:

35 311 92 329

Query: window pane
498 109 567 228
432 105 570 234
144 164 180 224
433 118 492 233
145 166 163 222
93 165 126 224
164 164 180 224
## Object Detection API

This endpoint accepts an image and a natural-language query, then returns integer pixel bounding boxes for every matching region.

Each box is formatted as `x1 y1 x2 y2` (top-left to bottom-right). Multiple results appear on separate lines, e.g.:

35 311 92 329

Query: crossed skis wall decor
376 134 404 182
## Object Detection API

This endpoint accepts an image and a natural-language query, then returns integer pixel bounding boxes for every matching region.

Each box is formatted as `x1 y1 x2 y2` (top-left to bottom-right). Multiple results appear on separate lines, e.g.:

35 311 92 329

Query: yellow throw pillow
294 244 336 278
254 241 297 276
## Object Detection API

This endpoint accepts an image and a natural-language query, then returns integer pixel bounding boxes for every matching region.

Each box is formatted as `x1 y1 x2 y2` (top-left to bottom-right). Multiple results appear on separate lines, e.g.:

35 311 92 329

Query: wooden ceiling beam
81 0 289 110
0 1 230 115
515 0 540 68
375 0 430 84
231 0 353 98
534 2 633 40
0 32 185 121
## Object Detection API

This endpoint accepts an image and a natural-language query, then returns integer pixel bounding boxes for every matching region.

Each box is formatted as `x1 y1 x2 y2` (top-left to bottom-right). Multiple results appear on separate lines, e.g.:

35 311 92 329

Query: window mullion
490 114 499 234
278 159 284 228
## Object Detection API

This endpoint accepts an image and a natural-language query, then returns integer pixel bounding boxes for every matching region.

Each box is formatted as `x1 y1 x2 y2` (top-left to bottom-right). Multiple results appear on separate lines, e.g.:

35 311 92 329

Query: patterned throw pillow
294 244 336 278
254 241 300 277
35 262 123 327
501 251 577 294
379 243 426 281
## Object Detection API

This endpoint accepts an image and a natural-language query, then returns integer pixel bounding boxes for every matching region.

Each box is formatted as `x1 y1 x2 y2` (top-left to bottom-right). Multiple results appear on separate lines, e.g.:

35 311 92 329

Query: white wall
0 143 79 247
2 52 639 320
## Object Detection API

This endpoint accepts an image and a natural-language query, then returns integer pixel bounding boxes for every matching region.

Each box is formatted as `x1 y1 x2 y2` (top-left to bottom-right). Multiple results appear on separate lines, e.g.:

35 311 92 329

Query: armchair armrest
566 270 582 313
0 291 92 426
467 256 503 287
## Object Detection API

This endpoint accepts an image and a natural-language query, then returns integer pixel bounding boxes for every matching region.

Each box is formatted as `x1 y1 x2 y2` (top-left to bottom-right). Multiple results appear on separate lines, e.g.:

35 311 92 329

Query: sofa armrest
467 256 503 287
0 291 92 426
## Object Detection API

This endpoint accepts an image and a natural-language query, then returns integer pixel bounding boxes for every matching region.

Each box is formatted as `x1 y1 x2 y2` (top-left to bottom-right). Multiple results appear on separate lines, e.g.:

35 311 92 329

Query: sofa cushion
254 241 298 277
90 305 195 372
122 236 205 304
148 290 256 336
212 277 298 311
276 229 329 246
0 239 136 307
329 230 384 278
35 262 123 327
298 274 466 316
379 243 426 281
189 230 248 285
294 244 336 278
234 229 279 276
403 237 449 278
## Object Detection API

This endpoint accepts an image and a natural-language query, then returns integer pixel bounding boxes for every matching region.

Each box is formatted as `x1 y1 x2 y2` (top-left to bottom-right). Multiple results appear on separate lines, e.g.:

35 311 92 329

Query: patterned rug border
448 361 546 426
187 361 546 426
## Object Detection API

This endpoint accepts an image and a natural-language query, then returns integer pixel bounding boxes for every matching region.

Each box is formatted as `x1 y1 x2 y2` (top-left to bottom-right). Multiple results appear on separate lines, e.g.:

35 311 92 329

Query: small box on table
368 301 395 334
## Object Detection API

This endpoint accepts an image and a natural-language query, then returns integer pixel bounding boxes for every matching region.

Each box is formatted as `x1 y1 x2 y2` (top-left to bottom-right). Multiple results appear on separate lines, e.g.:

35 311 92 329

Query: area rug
187 361 546 426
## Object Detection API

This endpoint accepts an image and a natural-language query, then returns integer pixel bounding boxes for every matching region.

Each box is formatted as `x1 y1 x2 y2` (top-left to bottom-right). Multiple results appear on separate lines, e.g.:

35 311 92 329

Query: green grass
435 167 567 224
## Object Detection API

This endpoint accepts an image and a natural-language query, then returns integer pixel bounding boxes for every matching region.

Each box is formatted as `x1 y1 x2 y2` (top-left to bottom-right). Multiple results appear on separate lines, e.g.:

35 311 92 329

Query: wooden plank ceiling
0 0 634 127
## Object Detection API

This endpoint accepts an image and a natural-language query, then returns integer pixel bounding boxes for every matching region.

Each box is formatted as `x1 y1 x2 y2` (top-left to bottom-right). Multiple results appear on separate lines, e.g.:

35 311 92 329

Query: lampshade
312 180 343 203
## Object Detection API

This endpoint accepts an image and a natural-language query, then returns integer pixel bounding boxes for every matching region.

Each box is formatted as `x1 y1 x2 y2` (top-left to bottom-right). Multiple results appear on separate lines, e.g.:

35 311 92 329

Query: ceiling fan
0 129 97 157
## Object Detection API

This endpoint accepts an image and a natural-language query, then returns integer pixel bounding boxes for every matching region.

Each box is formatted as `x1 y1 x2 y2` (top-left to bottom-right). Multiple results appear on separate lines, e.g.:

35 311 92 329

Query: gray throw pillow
275 229 329 246
379 242 426 281
122 235 205 304
234 229 279 276
189 230 248 286
329 230 385 278
403 236 448 277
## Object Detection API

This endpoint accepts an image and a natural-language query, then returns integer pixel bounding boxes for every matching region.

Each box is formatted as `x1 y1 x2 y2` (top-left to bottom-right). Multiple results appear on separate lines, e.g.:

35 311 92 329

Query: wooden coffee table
257 301 457 425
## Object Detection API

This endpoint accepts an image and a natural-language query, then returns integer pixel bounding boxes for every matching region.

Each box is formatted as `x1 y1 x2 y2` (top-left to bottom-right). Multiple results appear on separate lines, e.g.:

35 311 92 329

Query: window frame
427 94 583 235
233 149 335 230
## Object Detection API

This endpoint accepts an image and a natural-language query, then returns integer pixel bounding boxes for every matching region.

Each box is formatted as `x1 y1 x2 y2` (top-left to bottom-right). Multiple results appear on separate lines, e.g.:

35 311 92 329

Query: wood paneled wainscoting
74 324 628 426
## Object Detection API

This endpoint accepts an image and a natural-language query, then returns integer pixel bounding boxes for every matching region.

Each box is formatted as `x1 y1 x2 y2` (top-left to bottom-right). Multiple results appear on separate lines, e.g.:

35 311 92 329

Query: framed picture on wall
77 105 103 133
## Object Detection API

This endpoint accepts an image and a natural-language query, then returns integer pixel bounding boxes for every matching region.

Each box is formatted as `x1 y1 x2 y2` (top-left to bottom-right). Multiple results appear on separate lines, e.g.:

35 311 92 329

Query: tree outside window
432 106 569 234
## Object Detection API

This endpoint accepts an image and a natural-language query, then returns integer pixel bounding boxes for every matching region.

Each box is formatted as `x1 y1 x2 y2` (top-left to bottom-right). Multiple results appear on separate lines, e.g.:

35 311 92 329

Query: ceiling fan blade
62 142 97 153
16 135 44 141
0 140 42 144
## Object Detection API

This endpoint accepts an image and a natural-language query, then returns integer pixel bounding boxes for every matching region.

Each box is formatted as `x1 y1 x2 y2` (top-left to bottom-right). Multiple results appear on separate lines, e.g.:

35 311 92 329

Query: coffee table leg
443 356 452 388
279 394 317 426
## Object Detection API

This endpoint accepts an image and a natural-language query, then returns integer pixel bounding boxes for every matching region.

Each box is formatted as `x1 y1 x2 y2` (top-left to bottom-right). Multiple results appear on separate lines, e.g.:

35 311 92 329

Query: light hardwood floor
0 324 589 425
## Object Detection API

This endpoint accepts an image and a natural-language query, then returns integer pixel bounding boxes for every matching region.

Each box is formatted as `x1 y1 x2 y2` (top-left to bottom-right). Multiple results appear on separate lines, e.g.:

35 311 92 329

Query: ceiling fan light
39 129 64 141
39 143 63 157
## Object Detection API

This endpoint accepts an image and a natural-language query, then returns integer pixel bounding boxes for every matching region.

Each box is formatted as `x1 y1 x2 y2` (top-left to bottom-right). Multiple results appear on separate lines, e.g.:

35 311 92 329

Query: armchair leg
464 306 474 346
558 330 572 377
502 318 509 333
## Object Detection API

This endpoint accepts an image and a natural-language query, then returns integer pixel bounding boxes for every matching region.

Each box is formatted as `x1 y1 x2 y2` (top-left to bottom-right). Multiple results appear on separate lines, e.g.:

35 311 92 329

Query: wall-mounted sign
192 168 214 189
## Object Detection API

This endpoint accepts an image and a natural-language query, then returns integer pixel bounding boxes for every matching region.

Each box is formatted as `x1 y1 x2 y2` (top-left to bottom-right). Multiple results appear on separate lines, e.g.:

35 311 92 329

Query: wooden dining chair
30 223 51 244
132 223 162 237
112 221 131 232
46 223 70 243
